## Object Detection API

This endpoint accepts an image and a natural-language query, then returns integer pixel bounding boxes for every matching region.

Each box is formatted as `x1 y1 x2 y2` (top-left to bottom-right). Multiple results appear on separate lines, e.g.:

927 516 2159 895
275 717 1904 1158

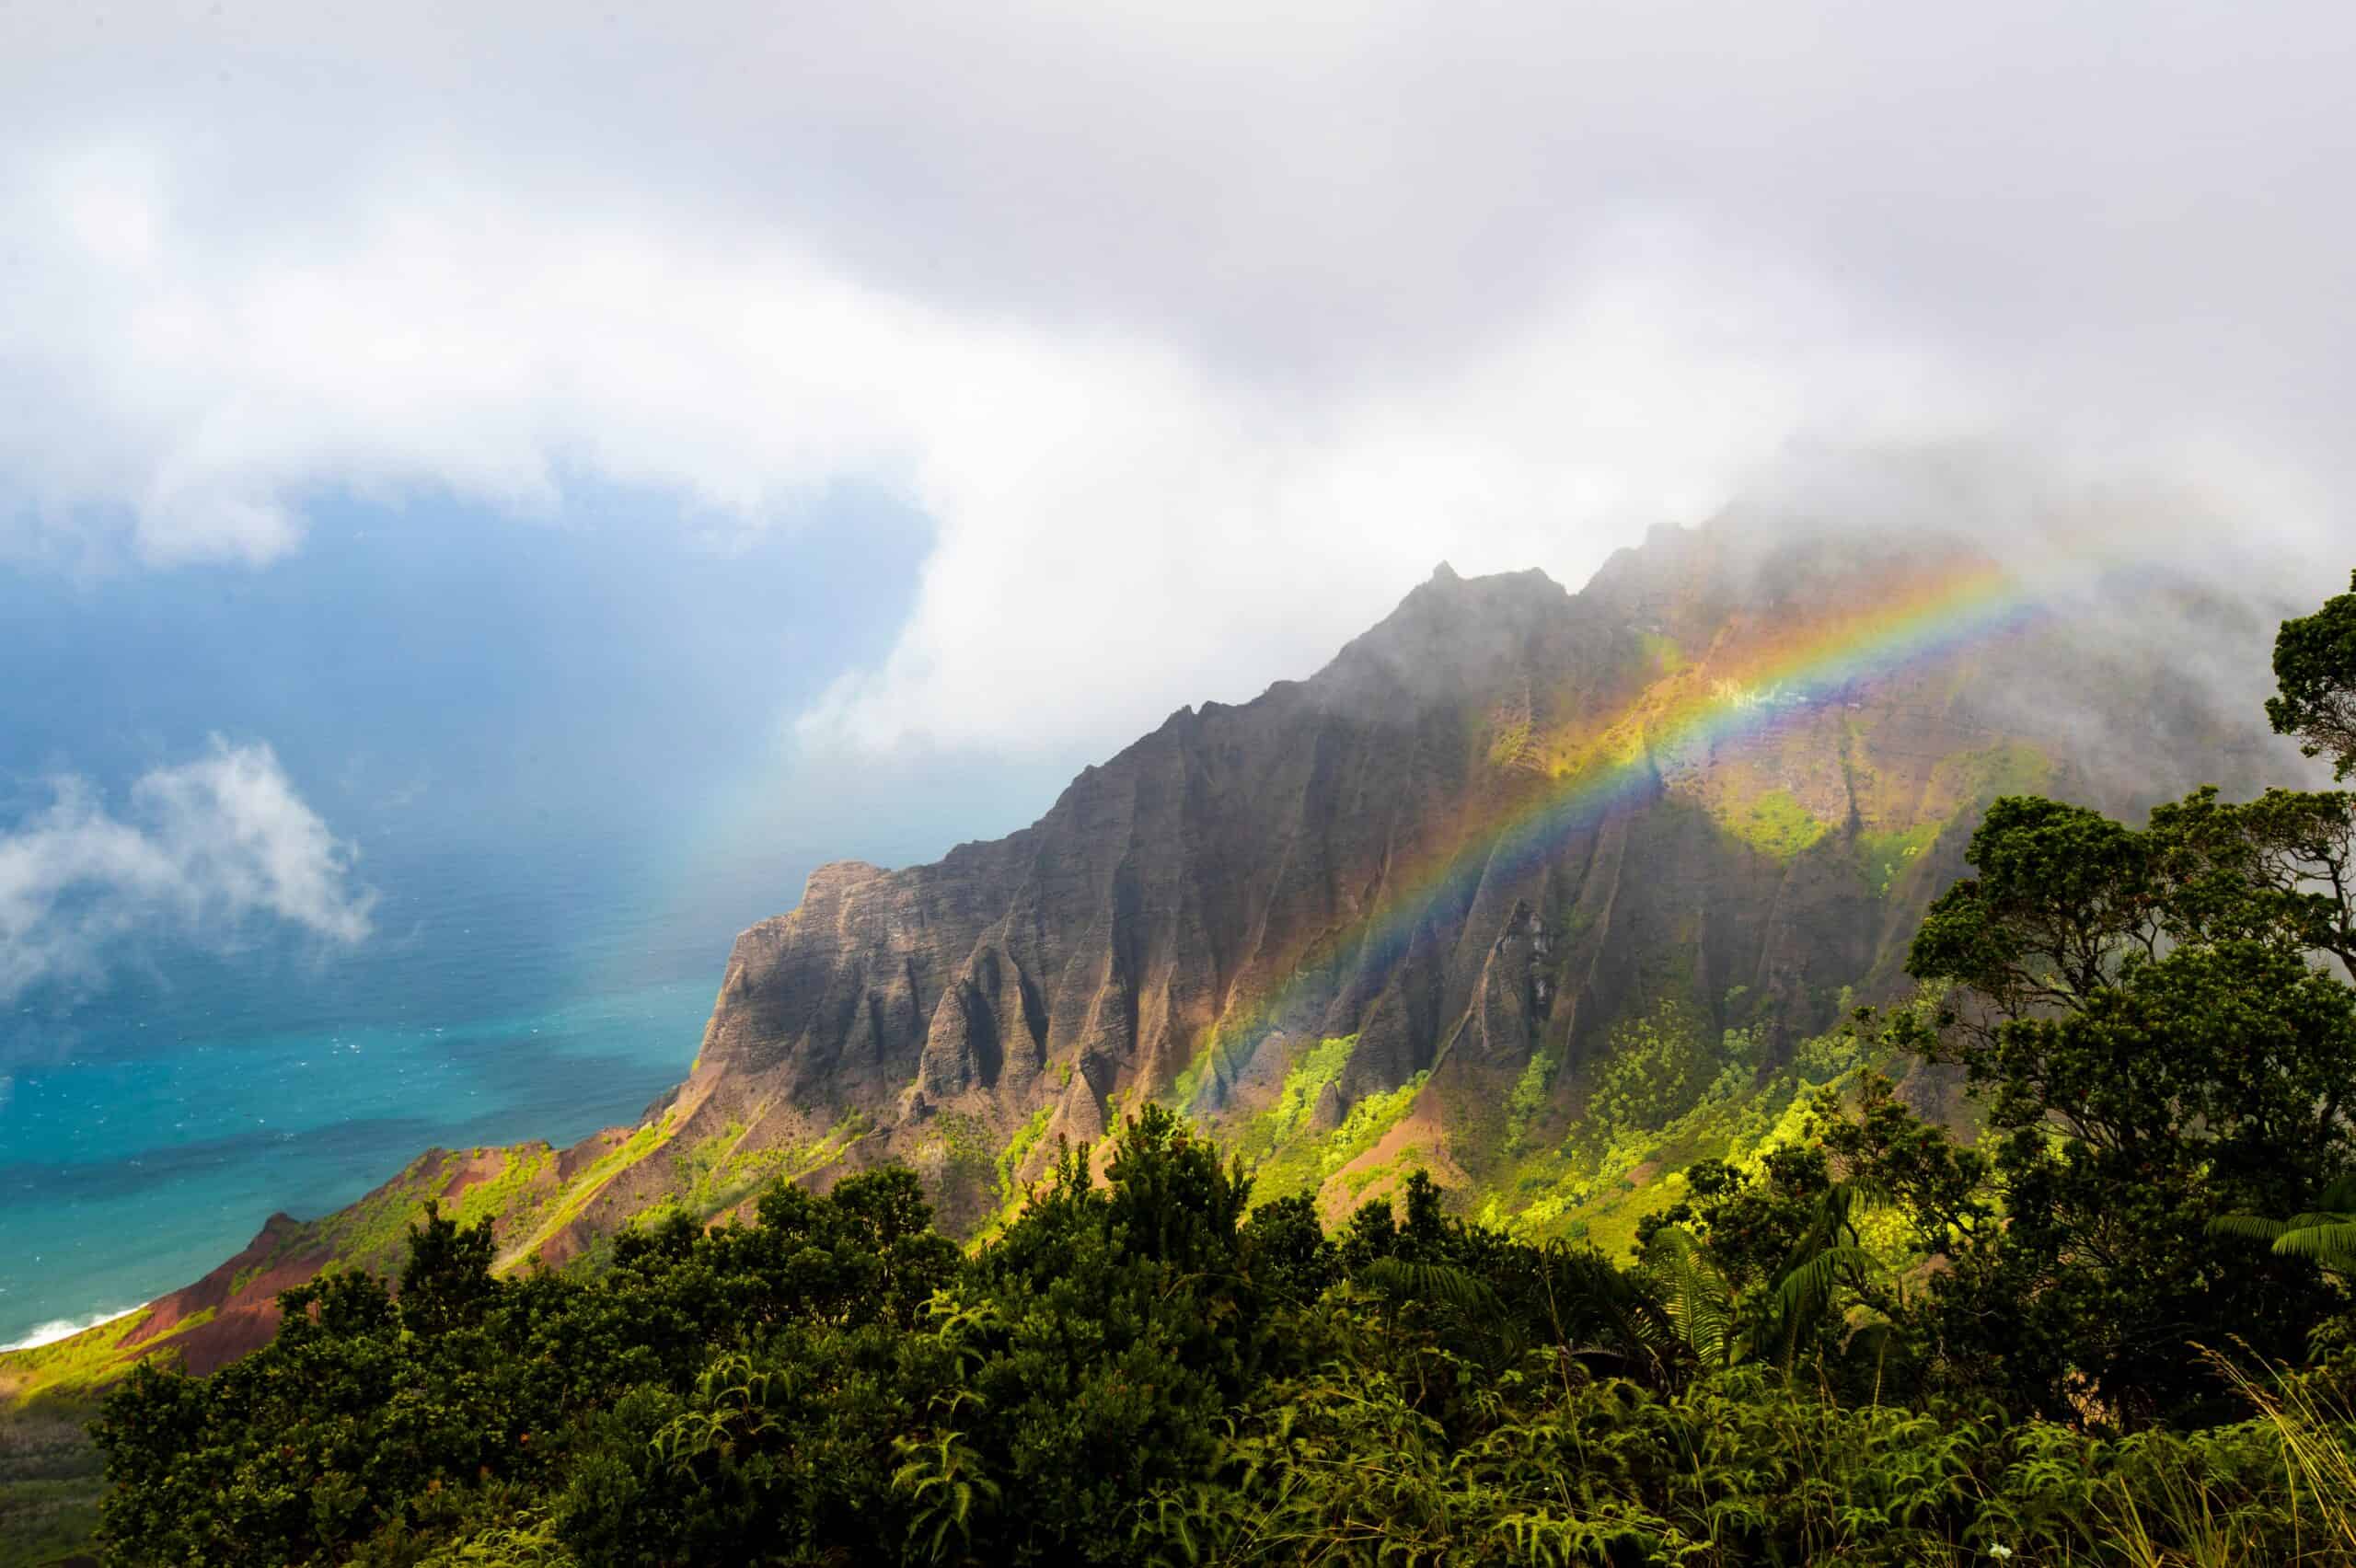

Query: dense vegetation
73 571 2356 1564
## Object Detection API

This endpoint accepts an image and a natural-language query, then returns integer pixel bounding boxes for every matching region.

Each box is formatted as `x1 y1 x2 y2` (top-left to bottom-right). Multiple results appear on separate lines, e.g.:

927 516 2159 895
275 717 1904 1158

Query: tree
398 1201 499 1338
1881 572 2356 1424
1636 1145 1900 1385
2269 568 2356 778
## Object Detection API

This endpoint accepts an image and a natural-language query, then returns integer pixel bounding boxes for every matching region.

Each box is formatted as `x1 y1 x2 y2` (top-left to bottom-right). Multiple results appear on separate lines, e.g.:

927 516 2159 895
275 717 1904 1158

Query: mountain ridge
1 519 2303 1396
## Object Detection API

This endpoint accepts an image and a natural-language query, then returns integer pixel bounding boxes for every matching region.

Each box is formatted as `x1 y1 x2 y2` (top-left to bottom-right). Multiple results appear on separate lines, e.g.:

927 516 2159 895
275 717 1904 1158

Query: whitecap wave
2 1306 140 1352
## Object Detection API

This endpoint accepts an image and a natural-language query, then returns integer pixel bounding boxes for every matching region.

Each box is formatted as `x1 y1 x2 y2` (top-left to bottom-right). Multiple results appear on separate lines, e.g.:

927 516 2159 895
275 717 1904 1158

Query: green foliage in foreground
79 569 2356 1564
82 1116 2356 1568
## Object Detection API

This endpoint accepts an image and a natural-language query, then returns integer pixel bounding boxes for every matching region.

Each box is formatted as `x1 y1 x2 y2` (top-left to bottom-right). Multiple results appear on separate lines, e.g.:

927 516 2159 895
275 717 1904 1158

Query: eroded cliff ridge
642 521 2286 1238
7 518 2296 1393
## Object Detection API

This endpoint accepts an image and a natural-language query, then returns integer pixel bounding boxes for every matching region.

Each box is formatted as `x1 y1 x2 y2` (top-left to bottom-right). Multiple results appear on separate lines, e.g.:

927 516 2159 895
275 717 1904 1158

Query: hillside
0 518 2297 1397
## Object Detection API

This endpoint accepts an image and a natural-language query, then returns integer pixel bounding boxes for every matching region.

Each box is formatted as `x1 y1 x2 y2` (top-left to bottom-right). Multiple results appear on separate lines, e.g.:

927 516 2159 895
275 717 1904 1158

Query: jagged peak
1307 561 1575 710
799 860 890 901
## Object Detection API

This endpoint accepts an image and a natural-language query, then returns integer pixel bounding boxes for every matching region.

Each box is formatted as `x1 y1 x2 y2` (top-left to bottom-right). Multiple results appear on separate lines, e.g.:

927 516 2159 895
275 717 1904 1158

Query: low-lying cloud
0 742 374 1001
4 0 2350 765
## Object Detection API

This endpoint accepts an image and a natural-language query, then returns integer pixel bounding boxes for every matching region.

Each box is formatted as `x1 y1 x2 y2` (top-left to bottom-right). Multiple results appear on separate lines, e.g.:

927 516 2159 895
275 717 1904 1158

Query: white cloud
798 224 1981 752
0 742 373 1000
0 151 1969 751
1 0 2350 757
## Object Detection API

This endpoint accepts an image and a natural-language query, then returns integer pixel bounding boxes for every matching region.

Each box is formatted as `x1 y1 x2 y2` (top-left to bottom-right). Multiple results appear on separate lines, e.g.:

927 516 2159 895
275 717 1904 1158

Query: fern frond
1773 1244 1882 1321
1640 1226 1738 1366
2207 1214 2292 1243
2280 1211 2356 1232
1361 1257 1505 1320
2273 1223 2356 1268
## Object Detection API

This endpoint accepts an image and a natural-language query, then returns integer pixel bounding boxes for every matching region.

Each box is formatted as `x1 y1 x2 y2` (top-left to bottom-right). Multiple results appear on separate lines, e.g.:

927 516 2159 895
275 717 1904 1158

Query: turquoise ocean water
0 492 963 1347
0 828 763 1347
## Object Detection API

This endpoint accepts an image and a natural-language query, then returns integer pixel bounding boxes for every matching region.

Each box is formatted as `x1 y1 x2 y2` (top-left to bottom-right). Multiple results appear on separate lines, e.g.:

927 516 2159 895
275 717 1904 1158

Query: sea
0 836 741 1349
0 489 1059 1348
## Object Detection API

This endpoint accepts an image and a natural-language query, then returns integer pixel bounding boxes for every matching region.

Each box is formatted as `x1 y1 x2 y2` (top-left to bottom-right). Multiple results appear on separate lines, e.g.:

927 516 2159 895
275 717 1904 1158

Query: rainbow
1216 562 2041 1066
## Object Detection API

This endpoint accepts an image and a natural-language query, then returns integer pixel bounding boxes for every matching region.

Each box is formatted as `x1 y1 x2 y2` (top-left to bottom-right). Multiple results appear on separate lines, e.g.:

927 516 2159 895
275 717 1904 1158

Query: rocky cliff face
8 519 2300 1391
572 519 2295 1240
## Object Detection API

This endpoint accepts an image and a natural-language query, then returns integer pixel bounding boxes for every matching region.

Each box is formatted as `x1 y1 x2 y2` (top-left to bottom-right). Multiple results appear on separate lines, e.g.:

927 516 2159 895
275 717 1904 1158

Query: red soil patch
556 1129 630 1184
120 1214 335 1376
438 1146 527 1205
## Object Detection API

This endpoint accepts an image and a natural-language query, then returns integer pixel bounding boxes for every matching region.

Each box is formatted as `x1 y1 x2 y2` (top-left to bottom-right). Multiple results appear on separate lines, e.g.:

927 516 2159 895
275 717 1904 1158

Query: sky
3 0 2354 999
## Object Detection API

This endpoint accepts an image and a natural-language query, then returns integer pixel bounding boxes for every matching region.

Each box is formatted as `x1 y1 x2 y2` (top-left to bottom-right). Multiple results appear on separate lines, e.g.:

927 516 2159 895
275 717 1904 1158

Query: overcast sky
6 0 2351 765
